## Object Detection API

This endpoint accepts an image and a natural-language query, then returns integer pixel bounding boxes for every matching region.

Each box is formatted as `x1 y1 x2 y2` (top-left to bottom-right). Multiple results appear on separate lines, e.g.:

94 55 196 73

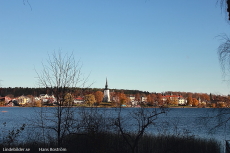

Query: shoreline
0 106 218 108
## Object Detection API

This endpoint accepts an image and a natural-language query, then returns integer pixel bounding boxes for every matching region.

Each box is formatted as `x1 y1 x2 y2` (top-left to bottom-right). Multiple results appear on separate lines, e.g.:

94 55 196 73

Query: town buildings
0 84 229 107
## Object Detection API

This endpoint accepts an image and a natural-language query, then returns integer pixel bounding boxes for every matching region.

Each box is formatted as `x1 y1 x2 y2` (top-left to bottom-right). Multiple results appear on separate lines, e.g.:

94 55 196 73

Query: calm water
0 107 229 146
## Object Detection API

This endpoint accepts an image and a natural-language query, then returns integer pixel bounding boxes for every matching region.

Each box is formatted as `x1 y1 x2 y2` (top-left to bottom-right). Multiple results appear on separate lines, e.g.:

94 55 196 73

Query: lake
0 107 229 149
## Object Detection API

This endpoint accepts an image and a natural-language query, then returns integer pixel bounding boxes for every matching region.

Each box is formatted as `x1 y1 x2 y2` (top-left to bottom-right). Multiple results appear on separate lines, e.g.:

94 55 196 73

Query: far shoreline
0 105 223 108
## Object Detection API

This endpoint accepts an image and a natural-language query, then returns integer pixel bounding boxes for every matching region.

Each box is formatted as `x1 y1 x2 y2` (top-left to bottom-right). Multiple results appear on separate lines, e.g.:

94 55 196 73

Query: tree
34 99 42 107
218 34 230 78
151 94 157 105
146 94 153 104
200 93 210 102
172 97 179 106
6 94 14 98
94 91 103 105
119 93 128 106
135 93 141 102
156 93 163 106
192 98 199 107
187 96 193 106
165 97 172 106
218 0 230 20
36 51 90 147
216 33 230 137
114 107 168 153
84 94 96 106
64 93 74 106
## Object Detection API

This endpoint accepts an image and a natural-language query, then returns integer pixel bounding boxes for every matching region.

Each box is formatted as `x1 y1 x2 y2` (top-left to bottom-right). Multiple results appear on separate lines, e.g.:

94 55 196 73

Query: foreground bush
62 132 220 153
139 134 220 153
1 132 219 153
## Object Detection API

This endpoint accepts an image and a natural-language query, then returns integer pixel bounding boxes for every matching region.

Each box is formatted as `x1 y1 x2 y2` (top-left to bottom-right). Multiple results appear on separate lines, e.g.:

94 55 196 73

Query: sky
0 0 230 95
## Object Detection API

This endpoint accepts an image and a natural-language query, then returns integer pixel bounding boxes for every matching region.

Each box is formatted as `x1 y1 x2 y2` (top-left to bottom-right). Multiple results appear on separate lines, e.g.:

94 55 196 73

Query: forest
0 87 226 98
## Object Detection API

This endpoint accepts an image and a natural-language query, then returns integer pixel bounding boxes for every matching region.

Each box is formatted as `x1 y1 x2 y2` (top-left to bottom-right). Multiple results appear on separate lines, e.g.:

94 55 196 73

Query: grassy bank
0 132 220 153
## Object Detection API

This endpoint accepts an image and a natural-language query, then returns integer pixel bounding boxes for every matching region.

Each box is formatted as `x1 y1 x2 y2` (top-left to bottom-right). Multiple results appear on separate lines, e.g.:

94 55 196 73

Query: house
162 94 182 101
128 95 139 106
162 94 186 106
17 95 31 105
6 101 14 107
0 96 15 106
5 96 12 103
74 96 84 104
198 97 207 106
178 97 187 105
40 94 49 99
129 95 135 102
141 96 147 102
40 94 55 99
131 101 138 106
39 94 56 104
5 96 17 106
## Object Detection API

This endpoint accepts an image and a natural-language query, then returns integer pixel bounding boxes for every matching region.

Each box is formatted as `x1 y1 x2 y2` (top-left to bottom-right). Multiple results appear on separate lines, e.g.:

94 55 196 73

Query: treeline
0 87 151 97
0 87 86 97
0 87 229 102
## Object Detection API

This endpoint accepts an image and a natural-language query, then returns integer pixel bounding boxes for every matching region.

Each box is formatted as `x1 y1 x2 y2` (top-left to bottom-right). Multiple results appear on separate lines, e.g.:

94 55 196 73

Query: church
102 78 110 102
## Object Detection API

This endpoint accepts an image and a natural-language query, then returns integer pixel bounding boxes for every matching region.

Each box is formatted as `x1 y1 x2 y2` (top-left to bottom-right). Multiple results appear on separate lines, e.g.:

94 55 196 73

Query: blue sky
0 0 230 95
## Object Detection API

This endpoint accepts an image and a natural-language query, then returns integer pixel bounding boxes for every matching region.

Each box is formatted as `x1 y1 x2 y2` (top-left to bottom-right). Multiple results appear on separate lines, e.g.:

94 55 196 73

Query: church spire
105 78 108 90
103 78 110 102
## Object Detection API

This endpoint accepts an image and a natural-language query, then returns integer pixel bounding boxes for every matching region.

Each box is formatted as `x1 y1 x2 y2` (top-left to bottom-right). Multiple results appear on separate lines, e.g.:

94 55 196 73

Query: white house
39 94 56 103
131 101 138 106
178 97 187 105
129 95 135 102
141 96 147 102
17 95 31 105
74 97 84 104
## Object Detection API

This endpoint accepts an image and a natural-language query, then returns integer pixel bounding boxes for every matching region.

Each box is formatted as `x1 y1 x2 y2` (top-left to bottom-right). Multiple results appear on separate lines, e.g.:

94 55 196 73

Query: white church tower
103 78 110 102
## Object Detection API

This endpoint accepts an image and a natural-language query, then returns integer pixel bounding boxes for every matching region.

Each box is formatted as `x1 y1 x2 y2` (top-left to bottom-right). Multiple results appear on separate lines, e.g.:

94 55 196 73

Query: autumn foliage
118 92 128 105
1 87 230 107
192 98 199 107
94 91 103 105
187 96 193 106
84 94 96 106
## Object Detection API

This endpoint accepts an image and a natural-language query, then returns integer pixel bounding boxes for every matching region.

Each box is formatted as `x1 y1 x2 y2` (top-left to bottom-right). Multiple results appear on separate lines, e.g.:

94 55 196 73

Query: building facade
103 78 110 102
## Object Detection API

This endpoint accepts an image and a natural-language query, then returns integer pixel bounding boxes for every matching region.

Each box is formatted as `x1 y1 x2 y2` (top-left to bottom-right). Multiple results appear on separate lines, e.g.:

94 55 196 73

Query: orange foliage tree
119 93 128 106
156 93 163 106
199 93 210 102
94 91 103 105
187 96 193 106
165 98 172 105
192 98 199 107
147 94 153 104
172 97 178 106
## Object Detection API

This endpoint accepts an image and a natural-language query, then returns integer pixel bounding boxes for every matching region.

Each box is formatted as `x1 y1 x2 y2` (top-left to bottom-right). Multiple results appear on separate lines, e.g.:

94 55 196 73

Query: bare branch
217 34 230 80
23 0 32 11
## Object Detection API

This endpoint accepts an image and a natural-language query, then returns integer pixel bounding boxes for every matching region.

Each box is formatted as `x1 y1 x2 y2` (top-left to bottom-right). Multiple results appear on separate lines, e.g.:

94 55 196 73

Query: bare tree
217 34 230 83
218 35 230 60
217 0 230 21
114 107 168 153
36 51 90 147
